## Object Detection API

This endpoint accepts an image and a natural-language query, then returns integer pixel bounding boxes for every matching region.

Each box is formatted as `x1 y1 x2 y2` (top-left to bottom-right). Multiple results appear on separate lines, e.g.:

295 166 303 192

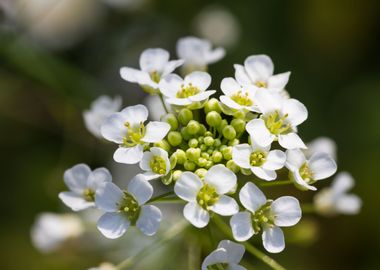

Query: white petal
282 98 308 127
332 172 354 194
267 72 291 91
306 137 337 160
183 202 210 228
220 95 246 111
263 150 286 170
174 172 203 202
165 97 192 106
239 182 266 212
308 153 337 180
246 119 274 147
230 212 254 242
100 113 127 144
128 174 154 205
204 165 237 194
188 90 216 102
221 77 241 96
87 168 112 190
184 71 211 90
162 59 185 77
202 248 228 270
142 121 171 143
234 64 252 85
113 145 144 164
159 73 183 98
232 144 252 169
244 55 274 81
139 48 169 73
59 192 94 211
120 67 155 87
120 104 149 127
251 167 277 181
97 212 130 239
204 47 225 64
139 151 154 171
63 164 91 193
95 182 123 212
262 226 285 253
211 195 239 216
255 90 282 114
218 240 245 263
136 205 162 236
142 171 161 180
292 171 317 191
271 196 302 227
335 194 362 215
285 149 306 171
278 133 307 149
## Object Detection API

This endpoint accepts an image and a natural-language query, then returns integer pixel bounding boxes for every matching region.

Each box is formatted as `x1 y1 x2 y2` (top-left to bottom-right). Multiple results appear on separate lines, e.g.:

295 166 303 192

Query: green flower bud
204 131 213 137
228 138 240 146
213 138 222 147
204 98 222 114
222 125 236 140
181 127 192 141
198 136 204 144
198 124 207 135
219 145 227 152
240 168 252 176
200 144 207 151
231 118 246 134
188 138 199 148
233 110 246 119
187 120 200 135
204 136 214 146
206 111 222 127
218 119 228 132
168 131 183 146
186 148 201 162
205 160 214 169
222 146 233 160
184 160 196 171
195 168 208 179
172 170 182 181
207 149 214 155
170 154 177 169
154 139 171 152
161 113 178 131
226 160 240 173
178 108 193 126
161 173 173 185
175 149 187 165
212 151 223 163
197 158 208 167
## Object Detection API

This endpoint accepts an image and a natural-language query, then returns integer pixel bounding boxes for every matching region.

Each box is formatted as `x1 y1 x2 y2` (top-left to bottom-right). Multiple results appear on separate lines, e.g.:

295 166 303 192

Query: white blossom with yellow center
139 147 171 180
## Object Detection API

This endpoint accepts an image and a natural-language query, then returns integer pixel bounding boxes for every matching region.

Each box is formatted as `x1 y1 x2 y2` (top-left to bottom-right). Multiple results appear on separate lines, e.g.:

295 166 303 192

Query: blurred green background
1 0 379 269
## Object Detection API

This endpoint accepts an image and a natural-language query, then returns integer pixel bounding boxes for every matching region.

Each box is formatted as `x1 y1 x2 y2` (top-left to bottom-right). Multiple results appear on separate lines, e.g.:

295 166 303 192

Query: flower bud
218 119 228 132
175 149 187 164
161 173 173 185
198 136 204 144
181 127 192 141
168 131 183 146
233 110 246 119
198 124 207 135
240 168 252 176
226 160 240 173
188 138 198 148
213 138 222 147
184 160 196 171
205 160 214 169
172 170 182 181
222 125 236 140
200 144 207 151
206 111 222 127
204 131 213 137
212 151 223 163
187 120 200 135
222 146 233 160
197 158 208 167
204 98 222 114
161 113 178 131
231 118 246 134
207 149 214 155
228 138 240 146
154 139 171 152
201 152 210 159
195 168 208 179
204 136 214 146
178 108 193 126
170 154 177 169
186 148 201 161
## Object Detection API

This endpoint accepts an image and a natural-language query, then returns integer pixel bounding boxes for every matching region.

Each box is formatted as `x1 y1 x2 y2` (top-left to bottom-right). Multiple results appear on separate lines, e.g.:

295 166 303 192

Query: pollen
176 83 200 98
250 151 267 167
299 163 314 183
150 156 167 175
123 121 146 147
230 91 253 106
118 192 141 224
264 111 291 135
196 184 220 210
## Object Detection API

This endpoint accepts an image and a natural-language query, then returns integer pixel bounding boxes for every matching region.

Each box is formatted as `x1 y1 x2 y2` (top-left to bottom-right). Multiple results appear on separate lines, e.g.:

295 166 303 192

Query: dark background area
0 0 379 269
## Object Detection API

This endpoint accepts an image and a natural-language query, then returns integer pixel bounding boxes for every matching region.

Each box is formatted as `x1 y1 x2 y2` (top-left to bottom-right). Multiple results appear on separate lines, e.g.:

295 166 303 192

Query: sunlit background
1 0 379 269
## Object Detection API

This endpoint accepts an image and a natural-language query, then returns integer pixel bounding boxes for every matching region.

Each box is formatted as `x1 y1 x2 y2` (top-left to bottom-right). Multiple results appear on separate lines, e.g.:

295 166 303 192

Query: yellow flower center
299 162 314 184
196 184 219 210
230 90 253 106
250 151 266 167
263 111 291 135
255 80 267 88
123 122 145 147
118 192 141 224
82 188 95 202
149 70 161 83
150 156 167 175
176 83 200 98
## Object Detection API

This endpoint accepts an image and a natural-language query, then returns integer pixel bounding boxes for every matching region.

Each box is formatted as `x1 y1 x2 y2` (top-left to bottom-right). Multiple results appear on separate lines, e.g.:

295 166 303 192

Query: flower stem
212 216 286 270
258 180 293 187
116 219 188 270
147 191 175 203
158 93 169 114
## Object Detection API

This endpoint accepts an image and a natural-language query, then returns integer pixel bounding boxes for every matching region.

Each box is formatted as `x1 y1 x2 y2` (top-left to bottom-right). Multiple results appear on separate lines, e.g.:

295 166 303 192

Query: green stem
116 220 188 270
301 203 315 213
147 191 175 203
212 216 286 270
158 93 169 114
258 180 293 187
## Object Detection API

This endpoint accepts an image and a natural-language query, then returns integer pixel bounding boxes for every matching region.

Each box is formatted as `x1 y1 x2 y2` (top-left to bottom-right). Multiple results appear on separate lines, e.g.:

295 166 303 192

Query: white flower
232 143 286 181
159 71 216 107
230 182 301 253
83 95 122 138
305 137 337 160
174 165 238 228
120 48 184 94
139 147 171 180
31 213 83 253
246 90 308 149
234 54 290 93
95 174 162 239
101 104 171 164
59 164 112 211
219 77 260 112
314 172 362 215
286 149 337 191
176 36 225 72
202 240 246 270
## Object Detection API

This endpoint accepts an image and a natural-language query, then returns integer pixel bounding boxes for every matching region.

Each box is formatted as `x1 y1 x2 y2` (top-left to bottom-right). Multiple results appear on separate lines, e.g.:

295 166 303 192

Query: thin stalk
147 191 175 203
212 216 286 270
116 220 188 270
258 180 293 187
158 93 169 113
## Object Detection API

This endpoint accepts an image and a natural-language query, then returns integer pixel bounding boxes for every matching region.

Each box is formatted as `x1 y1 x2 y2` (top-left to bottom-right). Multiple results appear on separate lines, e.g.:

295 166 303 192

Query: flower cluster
52 37 361 269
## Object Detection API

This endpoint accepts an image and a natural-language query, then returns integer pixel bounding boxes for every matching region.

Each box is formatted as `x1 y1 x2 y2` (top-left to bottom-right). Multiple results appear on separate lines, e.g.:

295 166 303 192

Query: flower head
232 143 286 181
139 147 171 180
234 54 290 94
59 164 112 211
159 71 215 107
246 90 308 149
174 165 238 228
95 174 162 239
83 95 122 138
120 48 184 94
286 149 337 191
202 240 246 270
314 172 362 215
230 182 301 253
101 104 171 164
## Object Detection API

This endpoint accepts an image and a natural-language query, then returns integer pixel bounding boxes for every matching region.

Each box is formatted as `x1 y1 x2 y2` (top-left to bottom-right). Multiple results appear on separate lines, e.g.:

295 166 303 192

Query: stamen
176 83 200 98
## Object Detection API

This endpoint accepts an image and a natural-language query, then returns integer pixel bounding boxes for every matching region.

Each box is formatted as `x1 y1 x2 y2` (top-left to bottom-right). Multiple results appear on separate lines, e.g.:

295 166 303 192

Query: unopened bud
168 131 182 146
206 111 222 127
223 125 236 140
178 108 193 126
187 120 200 135
204 98 222 114
226 160 240 173
154 139 171 152
231 118 246 134
161 113 178 131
